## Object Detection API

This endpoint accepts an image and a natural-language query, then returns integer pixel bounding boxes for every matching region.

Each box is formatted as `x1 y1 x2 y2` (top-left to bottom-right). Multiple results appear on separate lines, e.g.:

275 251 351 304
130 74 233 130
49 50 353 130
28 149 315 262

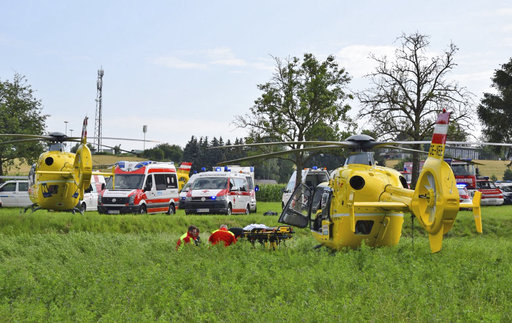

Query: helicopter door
310 186 332 234
278 183 312 228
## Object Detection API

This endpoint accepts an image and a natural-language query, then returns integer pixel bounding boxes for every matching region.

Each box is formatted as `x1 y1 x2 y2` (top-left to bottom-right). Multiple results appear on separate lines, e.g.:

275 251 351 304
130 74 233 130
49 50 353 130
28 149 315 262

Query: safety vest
176 232 194 250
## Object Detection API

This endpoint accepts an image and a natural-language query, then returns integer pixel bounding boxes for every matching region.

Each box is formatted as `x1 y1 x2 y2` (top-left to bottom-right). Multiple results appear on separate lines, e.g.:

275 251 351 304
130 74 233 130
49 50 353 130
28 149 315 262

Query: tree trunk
411 148 421 190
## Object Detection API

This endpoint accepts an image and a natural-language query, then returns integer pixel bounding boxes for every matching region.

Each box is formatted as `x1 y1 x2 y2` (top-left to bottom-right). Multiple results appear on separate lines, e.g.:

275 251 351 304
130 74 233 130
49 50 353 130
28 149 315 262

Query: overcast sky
1 1 511 151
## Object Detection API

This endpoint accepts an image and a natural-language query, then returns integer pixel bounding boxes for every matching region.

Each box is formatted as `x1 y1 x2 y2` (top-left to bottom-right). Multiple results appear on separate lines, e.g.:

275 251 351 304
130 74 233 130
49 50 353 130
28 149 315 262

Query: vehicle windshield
107 174 145 190
477 181 495 189
452 164 475 176
191 177 228 190
500 186 512 192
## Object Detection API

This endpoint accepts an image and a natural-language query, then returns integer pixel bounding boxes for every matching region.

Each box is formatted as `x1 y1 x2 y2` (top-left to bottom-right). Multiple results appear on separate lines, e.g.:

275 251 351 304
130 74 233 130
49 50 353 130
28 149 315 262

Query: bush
256 184 286 202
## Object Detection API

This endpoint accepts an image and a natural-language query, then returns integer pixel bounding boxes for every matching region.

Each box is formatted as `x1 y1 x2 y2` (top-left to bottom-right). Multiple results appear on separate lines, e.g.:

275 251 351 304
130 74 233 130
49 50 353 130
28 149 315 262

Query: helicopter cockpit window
345 152 375 166
279 183 312 228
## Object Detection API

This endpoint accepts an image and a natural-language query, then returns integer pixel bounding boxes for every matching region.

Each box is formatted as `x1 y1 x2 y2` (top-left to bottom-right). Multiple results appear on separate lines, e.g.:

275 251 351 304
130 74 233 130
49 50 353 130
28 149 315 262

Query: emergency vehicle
179 171 252 215
281 167 330 209
98 161 179 214
213 165 257 212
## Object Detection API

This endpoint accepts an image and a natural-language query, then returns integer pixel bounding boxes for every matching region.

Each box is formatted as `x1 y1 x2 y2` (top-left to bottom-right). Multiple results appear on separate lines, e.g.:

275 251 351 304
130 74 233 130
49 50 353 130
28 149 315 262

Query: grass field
1 203 511 321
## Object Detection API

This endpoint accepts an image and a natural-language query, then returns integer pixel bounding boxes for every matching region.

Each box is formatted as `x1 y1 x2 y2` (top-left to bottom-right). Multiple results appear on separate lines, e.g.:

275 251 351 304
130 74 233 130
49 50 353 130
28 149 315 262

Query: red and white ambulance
98 161 179 214
179 170 252 215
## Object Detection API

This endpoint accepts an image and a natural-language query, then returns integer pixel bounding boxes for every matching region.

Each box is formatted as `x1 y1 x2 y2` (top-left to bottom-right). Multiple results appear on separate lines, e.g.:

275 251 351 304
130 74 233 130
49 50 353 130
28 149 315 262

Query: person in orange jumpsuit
208 224 237 246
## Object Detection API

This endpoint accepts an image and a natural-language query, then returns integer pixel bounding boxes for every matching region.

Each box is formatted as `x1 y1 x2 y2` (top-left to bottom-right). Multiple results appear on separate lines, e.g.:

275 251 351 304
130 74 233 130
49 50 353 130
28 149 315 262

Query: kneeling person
209 224 237 247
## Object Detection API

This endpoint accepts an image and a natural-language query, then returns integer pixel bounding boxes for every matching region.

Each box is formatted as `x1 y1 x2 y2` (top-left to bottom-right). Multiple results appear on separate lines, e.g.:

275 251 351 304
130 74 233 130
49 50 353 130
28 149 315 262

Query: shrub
256 184 286 202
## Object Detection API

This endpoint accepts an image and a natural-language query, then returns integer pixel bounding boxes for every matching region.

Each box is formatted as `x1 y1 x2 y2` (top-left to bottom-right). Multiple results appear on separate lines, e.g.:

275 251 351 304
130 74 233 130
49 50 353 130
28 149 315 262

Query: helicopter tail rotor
73 117 92 199
410 110 462 253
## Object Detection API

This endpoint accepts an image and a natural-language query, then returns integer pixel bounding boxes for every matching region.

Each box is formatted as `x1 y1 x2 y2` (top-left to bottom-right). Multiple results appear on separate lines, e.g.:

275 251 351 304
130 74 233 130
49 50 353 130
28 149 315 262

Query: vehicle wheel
139 205 147 214
80 202 86 213
226 204 232 215
166 204 175 215
245 204 250 215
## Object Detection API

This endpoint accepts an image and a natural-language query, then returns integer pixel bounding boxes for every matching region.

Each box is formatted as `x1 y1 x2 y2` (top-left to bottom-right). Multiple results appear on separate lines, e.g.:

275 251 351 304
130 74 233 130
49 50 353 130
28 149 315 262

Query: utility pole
94 68 104 153
143 125 147 151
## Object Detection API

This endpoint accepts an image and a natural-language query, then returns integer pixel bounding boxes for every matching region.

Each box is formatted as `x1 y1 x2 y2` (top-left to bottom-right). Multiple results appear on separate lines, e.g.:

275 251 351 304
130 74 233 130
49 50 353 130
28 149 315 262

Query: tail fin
178 162 192 173
177 162 192 191
460 190 482 233
74 117 92 199
80 117 88 145
411 110 460 253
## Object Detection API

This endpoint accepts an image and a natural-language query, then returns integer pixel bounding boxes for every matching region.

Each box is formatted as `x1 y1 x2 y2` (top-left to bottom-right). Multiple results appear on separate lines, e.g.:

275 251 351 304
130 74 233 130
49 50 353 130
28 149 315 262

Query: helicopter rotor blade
217 145 344 165
378 144 429 155
87 136 160 143
208 140 355 150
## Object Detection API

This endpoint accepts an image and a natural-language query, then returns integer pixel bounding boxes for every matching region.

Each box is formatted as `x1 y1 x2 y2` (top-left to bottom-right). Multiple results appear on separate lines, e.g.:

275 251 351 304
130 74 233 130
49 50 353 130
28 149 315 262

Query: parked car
0 179 32 208
495 183 512 205
78 175 106 212
475 178 504 206
457 183 472 208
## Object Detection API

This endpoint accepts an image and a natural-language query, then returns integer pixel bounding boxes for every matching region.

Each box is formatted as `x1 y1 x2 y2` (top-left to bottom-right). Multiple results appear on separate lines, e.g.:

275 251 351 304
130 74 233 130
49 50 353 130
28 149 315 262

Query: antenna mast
94 68 104 152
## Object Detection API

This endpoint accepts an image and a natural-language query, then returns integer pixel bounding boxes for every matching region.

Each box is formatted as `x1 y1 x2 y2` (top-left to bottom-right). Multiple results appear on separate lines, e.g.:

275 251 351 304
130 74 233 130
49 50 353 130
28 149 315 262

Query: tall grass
0 203 511 321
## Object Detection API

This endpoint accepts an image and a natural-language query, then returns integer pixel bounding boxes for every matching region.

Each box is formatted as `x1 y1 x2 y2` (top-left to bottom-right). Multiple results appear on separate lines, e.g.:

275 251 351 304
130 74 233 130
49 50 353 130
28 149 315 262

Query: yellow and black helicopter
217 110 489 253
0 117 151 213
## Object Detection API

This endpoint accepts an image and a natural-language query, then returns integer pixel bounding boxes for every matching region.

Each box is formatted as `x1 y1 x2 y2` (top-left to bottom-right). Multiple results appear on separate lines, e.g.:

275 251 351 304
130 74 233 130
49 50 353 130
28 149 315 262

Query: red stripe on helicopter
431 111 451 145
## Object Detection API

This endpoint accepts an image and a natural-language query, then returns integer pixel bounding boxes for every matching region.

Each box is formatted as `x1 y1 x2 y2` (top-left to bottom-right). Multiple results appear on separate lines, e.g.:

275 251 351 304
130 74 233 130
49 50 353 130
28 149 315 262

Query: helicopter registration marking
428 143 445 159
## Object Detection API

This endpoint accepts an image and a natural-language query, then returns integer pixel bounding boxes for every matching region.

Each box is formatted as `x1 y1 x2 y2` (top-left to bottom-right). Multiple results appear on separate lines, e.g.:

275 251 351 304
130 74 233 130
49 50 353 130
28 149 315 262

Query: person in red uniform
176 225 200 250
209 224 237 247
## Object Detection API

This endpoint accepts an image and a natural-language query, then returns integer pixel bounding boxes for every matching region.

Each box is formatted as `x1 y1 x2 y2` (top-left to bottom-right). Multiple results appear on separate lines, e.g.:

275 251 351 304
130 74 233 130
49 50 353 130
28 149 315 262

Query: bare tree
358 32 473 188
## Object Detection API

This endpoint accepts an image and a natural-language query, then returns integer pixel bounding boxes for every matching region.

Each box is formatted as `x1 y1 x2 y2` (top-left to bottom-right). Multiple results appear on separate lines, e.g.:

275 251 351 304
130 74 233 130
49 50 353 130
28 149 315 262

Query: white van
179 171 251 215
213 165 257 212
98 161 179 214
282 167 330 209
0 179 32 208
78 174 106 212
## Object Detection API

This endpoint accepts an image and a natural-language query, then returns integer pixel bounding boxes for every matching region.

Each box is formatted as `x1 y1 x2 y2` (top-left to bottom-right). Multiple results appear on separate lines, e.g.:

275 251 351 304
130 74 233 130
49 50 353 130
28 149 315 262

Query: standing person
209 224 237 247
176 225 200 250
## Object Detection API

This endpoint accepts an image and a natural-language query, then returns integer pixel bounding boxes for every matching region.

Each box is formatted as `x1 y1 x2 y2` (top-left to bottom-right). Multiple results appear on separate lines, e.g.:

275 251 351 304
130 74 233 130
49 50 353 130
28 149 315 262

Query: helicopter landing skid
23 204 41 214
71 207 84 215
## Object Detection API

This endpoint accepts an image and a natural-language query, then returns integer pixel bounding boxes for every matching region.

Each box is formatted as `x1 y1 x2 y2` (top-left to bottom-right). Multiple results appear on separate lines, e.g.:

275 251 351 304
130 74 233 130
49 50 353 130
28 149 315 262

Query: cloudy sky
1 0 511 151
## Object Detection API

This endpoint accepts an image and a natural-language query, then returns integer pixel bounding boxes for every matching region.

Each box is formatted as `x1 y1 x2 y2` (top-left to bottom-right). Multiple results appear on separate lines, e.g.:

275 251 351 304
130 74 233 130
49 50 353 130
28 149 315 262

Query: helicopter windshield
344 152 375 166
107 174 145 190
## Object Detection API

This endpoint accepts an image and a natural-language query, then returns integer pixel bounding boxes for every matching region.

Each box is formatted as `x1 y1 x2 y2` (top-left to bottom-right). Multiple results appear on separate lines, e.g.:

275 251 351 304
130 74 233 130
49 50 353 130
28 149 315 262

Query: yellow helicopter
218 110 484 253
0 117 150 213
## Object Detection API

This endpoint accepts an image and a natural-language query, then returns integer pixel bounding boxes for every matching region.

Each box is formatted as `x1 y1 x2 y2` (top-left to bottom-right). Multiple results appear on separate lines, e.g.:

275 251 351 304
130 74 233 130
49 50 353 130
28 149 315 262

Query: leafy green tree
0 74 47 176
236 53 352 187
358 33 473 188
477 58 512 159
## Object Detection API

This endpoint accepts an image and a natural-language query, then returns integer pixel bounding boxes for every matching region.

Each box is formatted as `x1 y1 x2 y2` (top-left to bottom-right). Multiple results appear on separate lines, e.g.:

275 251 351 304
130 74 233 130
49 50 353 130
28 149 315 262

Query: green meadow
1 203 511 322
